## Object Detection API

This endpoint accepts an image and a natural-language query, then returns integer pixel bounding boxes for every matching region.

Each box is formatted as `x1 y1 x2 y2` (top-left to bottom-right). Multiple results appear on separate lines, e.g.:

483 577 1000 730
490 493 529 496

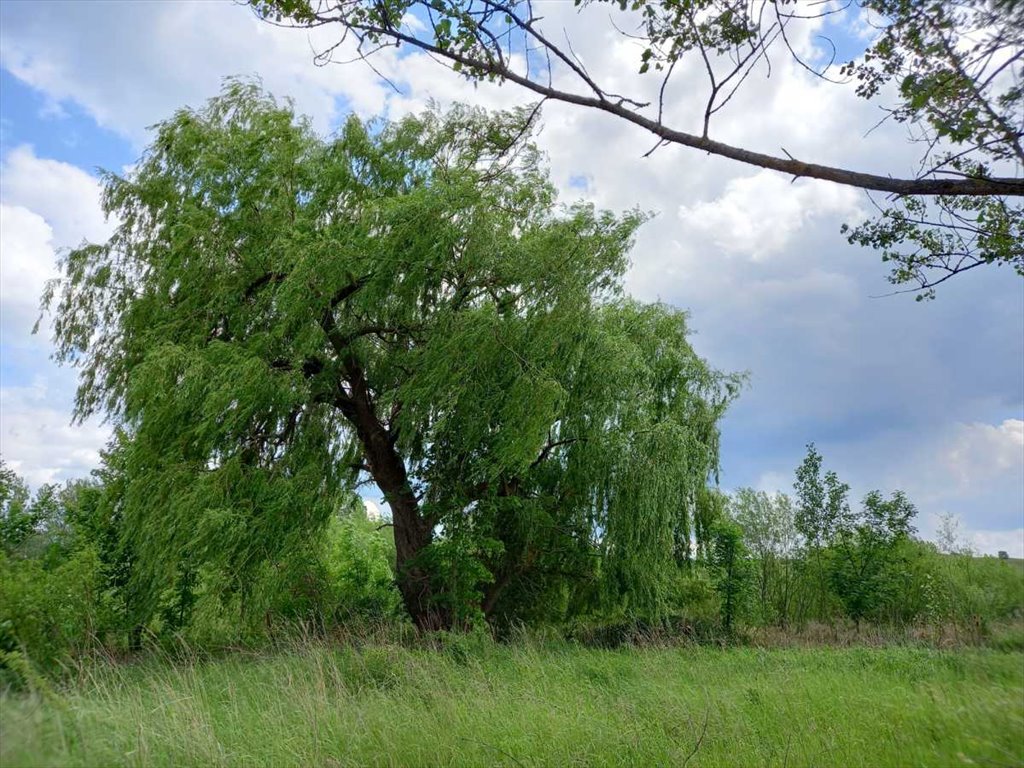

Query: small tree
730 488 799 626
793 443 850 621
0 460 35 556
710 517 750 635
830 490 917 627
936 511 972 556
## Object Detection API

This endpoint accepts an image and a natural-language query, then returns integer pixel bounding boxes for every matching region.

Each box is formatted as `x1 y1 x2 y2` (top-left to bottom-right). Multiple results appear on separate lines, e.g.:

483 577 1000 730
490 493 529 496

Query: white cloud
0 204 56 338
968 528 1024 559
752 471 791 495
677 171 861 262
400 12 427 34
0 381 109 487
0 149 114 487
1 1 343 144
363 499 384 521
0 0 525 148
0 145 109 245
0 147 111 342
943 419 1024 492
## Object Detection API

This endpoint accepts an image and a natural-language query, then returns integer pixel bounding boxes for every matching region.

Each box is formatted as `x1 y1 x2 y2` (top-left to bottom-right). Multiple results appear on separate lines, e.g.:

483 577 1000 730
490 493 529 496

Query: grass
2 639 1022 767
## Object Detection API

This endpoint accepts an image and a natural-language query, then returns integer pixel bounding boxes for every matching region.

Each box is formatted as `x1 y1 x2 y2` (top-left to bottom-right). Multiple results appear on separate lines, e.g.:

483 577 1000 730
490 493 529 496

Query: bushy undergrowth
0 549 111 673
3 453 1023 686
0 489 406 685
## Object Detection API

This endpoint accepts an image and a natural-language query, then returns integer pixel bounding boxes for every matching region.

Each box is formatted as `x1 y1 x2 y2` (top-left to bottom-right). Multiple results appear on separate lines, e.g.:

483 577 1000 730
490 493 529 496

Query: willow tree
44 81 739 629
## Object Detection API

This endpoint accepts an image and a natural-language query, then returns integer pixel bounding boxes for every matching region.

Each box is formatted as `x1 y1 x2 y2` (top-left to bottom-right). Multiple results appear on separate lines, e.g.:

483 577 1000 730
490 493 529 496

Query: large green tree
253 0 1023 298
44 82 739 629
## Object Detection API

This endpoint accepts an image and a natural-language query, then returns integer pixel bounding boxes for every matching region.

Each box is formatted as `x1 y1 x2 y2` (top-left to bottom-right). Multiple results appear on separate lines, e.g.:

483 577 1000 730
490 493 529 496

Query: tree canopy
252 0 1023 298
44 81 740 629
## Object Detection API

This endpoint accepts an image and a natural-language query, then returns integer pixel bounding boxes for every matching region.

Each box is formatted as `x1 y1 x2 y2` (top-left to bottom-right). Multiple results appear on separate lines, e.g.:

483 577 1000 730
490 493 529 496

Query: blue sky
1 0 1021 555
1 70 128 171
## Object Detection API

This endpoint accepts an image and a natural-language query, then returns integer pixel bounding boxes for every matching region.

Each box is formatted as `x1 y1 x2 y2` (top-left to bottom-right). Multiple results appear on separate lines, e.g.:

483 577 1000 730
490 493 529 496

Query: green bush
567 568 723 647
924 549 1024 634
710 518 752 633
0 548 113 678
324 510 403 622
173 507 403 647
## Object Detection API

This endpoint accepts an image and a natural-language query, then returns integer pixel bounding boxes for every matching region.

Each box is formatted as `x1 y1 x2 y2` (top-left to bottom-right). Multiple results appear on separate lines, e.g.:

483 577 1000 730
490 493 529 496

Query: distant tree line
3 441 1020 679
720 444 1021 635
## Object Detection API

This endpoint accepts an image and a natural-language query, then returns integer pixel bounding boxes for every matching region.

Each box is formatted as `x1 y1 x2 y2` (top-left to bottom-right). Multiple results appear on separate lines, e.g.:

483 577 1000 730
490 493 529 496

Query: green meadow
3 641 1022 768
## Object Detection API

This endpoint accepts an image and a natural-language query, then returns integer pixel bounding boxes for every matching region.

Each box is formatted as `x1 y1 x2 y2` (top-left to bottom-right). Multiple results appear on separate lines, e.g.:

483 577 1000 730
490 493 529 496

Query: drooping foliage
44 81 741 628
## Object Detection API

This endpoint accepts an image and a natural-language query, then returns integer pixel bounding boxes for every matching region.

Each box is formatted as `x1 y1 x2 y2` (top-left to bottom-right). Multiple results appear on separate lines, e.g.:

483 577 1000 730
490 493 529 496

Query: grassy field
2 640 1022 767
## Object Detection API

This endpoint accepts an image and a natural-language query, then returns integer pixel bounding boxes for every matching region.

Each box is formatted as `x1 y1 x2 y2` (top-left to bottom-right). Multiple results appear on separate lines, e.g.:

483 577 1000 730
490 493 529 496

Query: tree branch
309 17 1021 197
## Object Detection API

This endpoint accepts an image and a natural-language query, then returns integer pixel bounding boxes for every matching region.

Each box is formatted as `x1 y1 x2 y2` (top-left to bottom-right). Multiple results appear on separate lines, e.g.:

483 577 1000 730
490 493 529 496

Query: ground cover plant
3 640 1023 768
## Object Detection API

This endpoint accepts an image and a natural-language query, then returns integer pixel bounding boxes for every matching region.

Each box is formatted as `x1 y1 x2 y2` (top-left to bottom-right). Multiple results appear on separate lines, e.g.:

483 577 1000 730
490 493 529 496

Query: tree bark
337 356 449 630
318 292 448 630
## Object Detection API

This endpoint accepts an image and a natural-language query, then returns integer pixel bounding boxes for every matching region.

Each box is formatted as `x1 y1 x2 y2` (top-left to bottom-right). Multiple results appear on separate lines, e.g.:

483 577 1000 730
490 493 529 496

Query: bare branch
287 9 1022 197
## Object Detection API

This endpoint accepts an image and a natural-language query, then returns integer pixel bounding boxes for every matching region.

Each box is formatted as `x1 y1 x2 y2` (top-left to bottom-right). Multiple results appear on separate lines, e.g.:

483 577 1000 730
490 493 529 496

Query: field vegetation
3 638 1023 767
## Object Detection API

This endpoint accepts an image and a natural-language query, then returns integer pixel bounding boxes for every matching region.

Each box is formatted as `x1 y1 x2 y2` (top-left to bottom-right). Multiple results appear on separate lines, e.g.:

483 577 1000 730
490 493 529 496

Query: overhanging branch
300 14 1022 198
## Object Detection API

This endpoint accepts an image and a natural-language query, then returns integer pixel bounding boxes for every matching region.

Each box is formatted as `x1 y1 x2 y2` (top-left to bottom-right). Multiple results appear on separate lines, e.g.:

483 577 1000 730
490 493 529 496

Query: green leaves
44 81 737 625
843 194 1023 300
794 443 850 548
0 461 38 557
839 0 1024 295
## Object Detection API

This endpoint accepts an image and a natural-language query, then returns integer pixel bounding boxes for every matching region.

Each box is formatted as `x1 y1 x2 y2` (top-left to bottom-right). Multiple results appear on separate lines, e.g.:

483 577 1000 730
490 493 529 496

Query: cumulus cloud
891 418 1024 518
0 0 525 148
0 145 109 245
0 146 111 341
0 381 108 487
943 419 1024 492
1 1 345 144
677 171 862 262
0 204 55 339
0 148 113 485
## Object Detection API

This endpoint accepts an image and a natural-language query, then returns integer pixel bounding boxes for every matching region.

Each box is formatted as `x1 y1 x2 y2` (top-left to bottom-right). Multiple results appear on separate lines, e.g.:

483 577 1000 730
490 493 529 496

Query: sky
0 0 1021 555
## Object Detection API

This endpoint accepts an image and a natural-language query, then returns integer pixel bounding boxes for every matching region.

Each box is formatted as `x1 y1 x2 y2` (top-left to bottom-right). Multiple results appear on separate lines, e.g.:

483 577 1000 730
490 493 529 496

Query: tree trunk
481 565 514 620
480 476 523 622
339 359 449 631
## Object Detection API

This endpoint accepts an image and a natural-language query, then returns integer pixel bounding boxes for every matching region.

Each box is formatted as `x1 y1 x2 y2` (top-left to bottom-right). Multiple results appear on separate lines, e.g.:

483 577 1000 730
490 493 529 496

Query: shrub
924 549 1024 635
0 548 112 678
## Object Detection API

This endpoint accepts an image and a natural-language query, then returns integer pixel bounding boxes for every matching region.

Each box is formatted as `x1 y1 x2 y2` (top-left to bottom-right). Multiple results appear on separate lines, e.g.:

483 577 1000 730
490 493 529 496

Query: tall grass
2 637 1022 767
